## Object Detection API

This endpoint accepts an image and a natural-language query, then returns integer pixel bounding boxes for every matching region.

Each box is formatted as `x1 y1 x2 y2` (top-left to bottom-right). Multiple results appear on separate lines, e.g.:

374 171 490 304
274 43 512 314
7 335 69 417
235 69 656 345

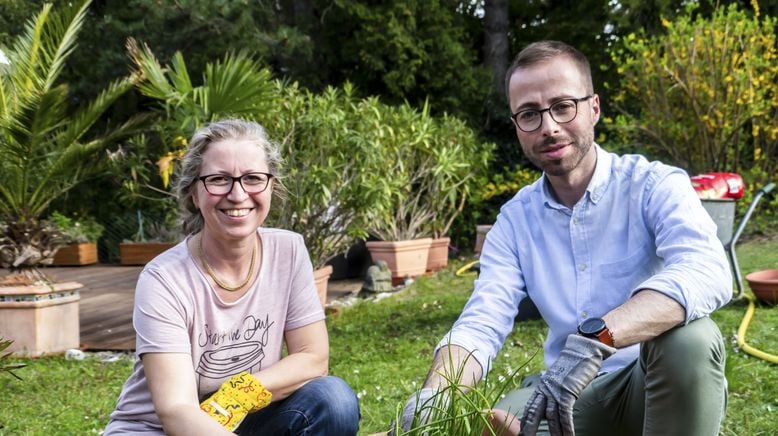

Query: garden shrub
608 2 777 232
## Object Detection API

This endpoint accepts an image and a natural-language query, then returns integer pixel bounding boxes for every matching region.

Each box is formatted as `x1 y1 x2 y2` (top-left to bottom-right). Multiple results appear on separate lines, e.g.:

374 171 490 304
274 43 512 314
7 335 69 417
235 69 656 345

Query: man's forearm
423 345 484 390
603 289 685 348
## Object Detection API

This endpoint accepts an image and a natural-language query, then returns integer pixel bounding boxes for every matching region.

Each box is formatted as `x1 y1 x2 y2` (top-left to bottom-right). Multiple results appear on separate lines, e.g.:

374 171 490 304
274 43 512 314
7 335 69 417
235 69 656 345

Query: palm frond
40 0 91 91
198 51 274 117
6 4 52 99
169 51 194 97
28 84 69 150
27 111 152 217
127 38 177 101
55 75 136 150
0 338 26 381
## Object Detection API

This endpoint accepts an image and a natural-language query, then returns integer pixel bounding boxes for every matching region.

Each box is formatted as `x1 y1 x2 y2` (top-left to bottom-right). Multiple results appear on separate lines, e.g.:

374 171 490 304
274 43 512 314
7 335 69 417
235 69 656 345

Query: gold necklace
198 235 256 292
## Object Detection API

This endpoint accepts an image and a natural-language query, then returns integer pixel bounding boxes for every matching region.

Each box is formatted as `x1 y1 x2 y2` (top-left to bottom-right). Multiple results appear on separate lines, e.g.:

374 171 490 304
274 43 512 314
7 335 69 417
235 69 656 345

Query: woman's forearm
255 351 329 401
157 403 234 436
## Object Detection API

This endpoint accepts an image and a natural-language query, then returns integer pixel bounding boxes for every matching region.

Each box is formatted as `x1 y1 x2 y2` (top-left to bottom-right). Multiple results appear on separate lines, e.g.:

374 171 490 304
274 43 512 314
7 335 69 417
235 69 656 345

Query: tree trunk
483 0 510 102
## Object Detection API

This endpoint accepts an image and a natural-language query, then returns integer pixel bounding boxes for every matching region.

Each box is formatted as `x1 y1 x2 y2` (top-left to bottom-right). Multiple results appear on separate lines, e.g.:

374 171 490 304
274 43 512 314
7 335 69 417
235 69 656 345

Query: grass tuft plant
0 338 26 380
392 347 532 435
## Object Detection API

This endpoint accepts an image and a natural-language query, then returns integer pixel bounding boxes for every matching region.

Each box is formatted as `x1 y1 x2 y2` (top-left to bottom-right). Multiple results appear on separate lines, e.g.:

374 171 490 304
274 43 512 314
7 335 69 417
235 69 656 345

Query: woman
105 119 360 435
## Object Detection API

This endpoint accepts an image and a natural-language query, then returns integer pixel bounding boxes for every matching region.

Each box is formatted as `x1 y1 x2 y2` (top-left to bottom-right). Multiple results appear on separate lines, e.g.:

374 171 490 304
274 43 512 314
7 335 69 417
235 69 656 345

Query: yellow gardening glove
200 371 272 431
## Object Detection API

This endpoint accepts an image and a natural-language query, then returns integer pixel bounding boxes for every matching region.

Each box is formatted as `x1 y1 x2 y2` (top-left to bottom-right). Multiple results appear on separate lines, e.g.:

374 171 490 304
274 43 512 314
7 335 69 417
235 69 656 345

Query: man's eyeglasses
198 172 274 195
510 95 593 132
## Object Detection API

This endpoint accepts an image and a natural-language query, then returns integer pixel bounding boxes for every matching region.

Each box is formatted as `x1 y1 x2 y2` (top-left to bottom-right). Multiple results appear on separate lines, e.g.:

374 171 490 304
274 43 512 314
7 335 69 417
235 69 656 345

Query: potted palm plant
0 0 143 356
49 212 104 266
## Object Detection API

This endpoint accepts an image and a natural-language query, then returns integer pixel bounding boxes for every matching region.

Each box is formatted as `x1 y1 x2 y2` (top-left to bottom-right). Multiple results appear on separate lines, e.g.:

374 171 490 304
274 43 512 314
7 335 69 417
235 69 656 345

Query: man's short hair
504 41 594 99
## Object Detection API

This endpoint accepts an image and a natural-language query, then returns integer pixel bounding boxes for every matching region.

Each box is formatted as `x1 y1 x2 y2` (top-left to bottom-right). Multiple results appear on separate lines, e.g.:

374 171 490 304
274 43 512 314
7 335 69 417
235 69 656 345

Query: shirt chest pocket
599 241 655 280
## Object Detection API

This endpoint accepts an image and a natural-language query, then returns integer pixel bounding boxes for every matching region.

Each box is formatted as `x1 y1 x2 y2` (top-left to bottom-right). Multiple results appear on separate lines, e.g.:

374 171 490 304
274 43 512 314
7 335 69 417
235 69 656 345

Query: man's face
508 56 600 178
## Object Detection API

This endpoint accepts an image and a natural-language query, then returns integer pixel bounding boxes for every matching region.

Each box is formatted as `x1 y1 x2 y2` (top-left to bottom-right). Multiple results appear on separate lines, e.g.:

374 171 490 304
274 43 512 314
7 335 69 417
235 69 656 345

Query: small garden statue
362 261 393 293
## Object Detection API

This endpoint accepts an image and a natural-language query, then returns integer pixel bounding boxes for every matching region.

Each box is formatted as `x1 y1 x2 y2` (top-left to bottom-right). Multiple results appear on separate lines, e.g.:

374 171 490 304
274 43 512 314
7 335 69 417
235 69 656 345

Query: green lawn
2 238 777 435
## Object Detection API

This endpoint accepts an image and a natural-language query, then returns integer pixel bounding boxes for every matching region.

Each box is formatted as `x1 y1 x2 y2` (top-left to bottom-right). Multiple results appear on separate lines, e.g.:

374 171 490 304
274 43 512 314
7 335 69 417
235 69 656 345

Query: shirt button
579 263 587 271
572 218 579 225
581 311 588 318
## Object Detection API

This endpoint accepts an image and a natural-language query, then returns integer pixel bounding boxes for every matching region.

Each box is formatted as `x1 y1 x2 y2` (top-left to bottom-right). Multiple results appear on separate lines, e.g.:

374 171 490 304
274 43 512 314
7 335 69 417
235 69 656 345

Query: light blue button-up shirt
438 145 731 375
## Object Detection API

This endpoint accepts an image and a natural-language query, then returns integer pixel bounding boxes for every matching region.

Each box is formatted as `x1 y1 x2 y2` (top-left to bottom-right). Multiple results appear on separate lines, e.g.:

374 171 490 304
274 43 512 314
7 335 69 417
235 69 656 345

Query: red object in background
691 172 745 199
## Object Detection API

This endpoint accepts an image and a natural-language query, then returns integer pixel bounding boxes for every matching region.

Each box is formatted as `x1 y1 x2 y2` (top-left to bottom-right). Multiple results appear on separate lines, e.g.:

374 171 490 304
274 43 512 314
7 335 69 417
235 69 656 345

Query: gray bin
701 199 736 246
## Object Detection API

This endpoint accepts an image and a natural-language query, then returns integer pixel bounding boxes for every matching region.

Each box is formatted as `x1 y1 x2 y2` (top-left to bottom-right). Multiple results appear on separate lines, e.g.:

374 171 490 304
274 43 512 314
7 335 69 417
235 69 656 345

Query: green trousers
495 316 727 436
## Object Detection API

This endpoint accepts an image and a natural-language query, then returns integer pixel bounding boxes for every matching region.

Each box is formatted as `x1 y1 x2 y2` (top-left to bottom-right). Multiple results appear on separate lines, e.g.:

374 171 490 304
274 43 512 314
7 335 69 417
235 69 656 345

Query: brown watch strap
597 327 615 347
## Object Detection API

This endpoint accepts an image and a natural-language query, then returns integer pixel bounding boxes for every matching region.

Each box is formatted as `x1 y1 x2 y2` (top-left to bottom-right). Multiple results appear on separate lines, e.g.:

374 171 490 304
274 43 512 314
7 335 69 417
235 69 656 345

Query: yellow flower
156 149 186 188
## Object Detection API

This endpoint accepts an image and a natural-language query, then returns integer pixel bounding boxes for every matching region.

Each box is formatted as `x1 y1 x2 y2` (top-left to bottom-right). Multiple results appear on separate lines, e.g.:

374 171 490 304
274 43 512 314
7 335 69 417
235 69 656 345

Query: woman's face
192 138 274 242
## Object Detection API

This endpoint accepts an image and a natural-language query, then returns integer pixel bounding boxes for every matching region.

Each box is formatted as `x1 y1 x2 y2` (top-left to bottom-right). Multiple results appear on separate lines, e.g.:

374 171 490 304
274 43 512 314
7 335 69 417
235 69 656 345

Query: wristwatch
577 317 615 347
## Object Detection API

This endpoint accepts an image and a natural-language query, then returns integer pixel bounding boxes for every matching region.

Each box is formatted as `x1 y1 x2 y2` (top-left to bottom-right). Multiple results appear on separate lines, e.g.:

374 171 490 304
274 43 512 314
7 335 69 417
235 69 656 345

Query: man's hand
389 388 450 435
520 334 615 436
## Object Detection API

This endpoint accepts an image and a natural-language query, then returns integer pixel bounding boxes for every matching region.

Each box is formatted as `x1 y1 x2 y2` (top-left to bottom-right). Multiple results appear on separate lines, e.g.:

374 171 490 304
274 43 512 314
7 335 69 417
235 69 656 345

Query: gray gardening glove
389 387 450 435
520 334 616 436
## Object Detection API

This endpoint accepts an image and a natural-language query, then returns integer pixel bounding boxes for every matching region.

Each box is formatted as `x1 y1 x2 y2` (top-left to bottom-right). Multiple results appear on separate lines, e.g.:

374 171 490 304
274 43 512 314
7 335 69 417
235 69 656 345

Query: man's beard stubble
525 131 594 177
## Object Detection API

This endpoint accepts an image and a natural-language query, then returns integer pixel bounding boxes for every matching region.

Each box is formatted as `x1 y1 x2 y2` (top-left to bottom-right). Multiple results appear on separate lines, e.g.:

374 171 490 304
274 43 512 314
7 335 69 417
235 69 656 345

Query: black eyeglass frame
510 95 594 132
197 172 275 196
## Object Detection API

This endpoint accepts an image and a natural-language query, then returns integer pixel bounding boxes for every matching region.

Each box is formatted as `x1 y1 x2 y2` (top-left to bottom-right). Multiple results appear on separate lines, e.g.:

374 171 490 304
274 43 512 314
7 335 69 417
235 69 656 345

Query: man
397 41 731 436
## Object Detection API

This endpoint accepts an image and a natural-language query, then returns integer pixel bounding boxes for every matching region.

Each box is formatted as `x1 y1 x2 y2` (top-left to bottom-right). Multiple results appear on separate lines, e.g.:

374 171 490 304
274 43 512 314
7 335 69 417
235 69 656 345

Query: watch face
580 318 606 335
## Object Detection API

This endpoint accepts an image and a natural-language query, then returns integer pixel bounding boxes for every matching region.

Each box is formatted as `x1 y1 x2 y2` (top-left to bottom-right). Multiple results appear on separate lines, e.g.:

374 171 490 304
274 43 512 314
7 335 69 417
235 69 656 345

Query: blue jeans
236 376 360 435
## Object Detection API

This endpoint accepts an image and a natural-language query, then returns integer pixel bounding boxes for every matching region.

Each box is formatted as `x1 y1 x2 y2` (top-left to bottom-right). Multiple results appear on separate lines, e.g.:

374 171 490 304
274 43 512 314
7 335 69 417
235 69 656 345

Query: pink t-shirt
105 228 324 434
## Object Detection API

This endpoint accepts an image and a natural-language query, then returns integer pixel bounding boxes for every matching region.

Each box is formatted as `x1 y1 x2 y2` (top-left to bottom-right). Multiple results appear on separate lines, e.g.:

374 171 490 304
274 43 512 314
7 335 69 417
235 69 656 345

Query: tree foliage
317 0 490 124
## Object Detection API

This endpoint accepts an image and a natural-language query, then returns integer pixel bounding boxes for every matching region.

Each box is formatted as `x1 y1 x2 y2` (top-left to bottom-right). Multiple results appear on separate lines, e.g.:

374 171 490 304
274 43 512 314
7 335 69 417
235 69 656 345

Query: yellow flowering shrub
609 4 777 179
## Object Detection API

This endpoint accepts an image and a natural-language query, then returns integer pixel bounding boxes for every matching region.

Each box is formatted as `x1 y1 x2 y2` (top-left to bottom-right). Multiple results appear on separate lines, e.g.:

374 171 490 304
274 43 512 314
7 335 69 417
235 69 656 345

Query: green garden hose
736 294 778 364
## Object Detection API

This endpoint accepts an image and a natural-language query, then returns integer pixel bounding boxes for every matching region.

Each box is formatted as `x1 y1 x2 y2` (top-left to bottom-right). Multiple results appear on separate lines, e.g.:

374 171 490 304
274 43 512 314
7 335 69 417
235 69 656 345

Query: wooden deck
5 265 361 352
41 265 142 351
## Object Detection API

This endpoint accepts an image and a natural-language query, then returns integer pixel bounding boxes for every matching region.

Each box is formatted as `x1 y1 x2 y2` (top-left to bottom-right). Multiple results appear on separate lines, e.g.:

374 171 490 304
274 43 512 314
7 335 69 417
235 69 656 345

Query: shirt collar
541 143 611 209
586 143 612 205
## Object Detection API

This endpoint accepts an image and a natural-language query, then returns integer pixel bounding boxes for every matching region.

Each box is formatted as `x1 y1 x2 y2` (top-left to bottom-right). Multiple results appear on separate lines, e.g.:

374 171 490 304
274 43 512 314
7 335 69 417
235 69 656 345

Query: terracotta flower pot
52 242 98 266
313 265 333 307
0 281 82 356
745 269 778 305
365 238 433 286
426 237 450 272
